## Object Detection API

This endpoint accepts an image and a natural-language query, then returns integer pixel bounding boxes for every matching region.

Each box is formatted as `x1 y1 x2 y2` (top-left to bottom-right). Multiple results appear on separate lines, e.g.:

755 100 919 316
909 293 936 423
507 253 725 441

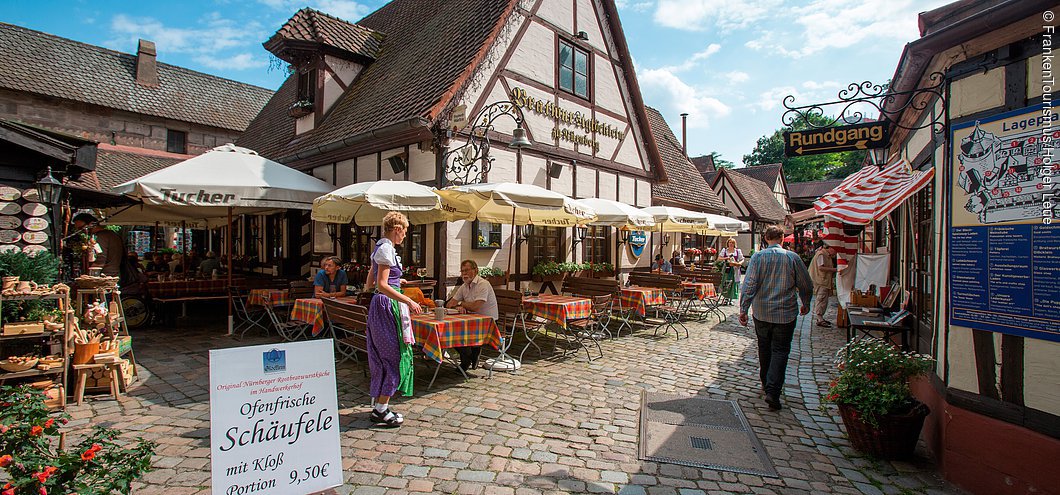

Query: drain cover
690 437 713 450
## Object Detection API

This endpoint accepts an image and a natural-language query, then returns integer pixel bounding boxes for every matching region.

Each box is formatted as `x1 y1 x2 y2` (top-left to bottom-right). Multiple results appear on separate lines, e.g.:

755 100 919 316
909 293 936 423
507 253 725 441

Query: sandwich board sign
209 339 343 494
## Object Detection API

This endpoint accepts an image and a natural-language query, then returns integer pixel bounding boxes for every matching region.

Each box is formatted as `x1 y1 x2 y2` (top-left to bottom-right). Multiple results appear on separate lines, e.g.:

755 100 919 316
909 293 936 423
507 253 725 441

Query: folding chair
232 287 269 339
321 298 369 368
265 301 309 342
493 290 546 371
648 290 689 340
566 294 611 361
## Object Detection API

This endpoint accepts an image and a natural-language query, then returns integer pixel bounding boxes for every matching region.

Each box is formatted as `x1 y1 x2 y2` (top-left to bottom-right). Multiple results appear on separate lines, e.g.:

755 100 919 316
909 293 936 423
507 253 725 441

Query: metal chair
231 287 269 339
566 294 610 361
493 290 545 371
264 301 309 342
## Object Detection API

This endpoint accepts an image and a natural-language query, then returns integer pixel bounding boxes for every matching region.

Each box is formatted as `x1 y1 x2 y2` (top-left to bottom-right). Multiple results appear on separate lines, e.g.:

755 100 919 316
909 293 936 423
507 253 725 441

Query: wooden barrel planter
838 402 929 459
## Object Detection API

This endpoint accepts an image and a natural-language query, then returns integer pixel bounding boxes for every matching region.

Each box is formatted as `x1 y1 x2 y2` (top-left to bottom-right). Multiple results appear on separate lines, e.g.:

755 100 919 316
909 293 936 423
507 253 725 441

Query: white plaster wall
576 0 606 53
618 175 635 204
598 170 617 201
311 164 332 184
508 81 559 147
450 5 524 124
357 154 379 182
613 131 642 169
592 112 626 162
488 148 520 184
335 158 355 187
380 148 405 181
1024 340 1060 414
1028 53 1045 99
296 113 314 134
523 153 549 187
594 53 625 116
551 160 573 196
408 148 436 183
538 0 574 34
577 166 596 197
635 179 651 207
951 68 1005 118
322 56 362 115
506 22 555 87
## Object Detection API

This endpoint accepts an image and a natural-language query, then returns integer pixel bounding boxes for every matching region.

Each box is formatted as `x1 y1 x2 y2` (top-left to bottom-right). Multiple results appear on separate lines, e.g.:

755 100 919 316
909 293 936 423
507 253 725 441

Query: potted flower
287 98 314 118
0 385 156 494
530 261 565 282
477 266 508 287
825 338 934 459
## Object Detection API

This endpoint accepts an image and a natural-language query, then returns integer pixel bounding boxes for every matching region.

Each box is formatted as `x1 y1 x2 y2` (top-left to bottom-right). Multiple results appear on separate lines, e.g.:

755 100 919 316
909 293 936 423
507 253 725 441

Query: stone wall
0 88 242 155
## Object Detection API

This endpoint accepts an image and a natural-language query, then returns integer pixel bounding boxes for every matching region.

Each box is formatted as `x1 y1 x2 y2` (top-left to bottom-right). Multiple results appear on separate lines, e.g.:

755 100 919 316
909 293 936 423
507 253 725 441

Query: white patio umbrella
577 198 655 229
436 182 596 371
639 206 711 232
107 144 334 334
311 180 453 226
698 213 748 236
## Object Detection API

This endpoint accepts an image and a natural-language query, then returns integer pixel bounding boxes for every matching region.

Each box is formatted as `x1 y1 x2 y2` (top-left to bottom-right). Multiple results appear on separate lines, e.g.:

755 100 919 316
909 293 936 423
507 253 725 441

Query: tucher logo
160 188 236 204
262 349 286 374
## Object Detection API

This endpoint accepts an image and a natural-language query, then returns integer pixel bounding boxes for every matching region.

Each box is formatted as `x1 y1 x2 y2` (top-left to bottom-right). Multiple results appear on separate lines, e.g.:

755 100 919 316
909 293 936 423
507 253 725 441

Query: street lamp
442 100 532 185
571 226 588 246
35 167 62 206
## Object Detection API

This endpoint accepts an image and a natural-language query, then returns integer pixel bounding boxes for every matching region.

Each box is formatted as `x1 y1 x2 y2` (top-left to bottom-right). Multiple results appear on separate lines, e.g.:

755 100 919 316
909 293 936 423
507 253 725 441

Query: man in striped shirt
738 225 813 411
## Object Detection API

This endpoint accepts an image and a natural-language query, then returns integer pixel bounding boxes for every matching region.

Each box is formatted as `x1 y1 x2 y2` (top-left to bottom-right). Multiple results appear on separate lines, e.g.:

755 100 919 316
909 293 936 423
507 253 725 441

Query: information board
209 339 343 494
949 103 1060 341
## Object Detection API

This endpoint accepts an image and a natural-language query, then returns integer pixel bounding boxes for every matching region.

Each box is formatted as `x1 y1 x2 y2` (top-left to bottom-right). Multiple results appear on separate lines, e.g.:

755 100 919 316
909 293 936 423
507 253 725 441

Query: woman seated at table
365 212 422 427
314 256 349 298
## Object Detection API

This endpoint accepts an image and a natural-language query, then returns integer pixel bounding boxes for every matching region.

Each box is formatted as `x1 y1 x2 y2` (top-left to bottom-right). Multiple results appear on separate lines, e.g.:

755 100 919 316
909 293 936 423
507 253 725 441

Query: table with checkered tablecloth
147 278 245 298
681 282 717 301
290 296 359 337
247 289 291 307
523 294 592 328
412 313 502 363
618 287 667 317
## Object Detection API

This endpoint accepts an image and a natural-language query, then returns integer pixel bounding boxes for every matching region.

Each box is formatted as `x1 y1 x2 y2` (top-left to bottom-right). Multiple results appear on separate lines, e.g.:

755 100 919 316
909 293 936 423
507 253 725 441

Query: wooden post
227 207 234 335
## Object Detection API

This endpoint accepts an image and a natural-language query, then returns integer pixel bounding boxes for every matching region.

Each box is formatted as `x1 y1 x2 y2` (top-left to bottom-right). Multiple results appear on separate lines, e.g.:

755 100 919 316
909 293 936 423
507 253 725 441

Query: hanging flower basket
287 99 314 118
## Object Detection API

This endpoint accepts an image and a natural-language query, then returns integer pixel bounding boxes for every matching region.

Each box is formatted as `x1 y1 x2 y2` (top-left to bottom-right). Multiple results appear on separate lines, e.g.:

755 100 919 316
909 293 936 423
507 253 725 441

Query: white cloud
257 0 370 21
754 86 797 111
662 43 721 72
108 13 264 55
801 80 840 91
633 2 654 12
653 0 782 31
638 67 731 128
723 71 749 84
194 53 267 71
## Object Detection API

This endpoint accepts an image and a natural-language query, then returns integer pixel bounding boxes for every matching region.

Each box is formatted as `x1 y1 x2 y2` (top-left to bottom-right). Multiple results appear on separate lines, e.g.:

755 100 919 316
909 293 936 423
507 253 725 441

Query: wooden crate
85 359 133 389
2 321 44 336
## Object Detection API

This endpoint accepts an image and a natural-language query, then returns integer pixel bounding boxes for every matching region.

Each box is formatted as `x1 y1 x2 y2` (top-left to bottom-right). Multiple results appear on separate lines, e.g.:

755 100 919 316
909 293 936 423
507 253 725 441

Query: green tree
743 113 866 182
708 152 735 169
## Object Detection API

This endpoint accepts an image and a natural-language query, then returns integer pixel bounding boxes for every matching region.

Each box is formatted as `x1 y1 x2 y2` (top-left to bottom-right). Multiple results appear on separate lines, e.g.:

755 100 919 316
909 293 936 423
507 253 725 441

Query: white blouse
372 238 401 268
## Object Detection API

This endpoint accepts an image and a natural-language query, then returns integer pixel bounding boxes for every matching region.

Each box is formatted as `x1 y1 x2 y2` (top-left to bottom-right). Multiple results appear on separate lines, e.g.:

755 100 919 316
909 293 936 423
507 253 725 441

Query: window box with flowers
477 266 508 287
287 99 314 118
825 338 934 459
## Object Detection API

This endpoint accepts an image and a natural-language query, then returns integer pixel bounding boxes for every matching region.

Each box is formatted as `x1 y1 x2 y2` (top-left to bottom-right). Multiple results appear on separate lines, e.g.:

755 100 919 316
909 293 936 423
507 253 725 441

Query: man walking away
738 225 813 411
808 242 837 328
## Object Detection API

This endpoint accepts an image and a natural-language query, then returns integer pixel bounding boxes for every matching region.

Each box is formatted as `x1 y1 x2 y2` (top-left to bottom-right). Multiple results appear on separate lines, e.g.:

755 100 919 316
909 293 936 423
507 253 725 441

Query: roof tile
717 168 788 223
732 163 783 187
644 107 726 214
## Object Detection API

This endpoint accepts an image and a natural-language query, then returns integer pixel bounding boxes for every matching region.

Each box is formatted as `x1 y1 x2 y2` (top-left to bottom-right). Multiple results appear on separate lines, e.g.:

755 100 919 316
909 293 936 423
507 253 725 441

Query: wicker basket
0 358 39 373
74 276 119 289
838 401 929 459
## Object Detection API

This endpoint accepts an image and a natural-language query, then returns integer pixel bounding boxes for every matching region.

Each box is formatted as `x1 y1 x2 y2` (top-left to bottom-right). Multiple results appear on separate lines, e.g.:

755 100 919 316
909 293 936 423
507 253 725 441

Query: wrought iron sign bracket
781 72 947 134
441 100 531 186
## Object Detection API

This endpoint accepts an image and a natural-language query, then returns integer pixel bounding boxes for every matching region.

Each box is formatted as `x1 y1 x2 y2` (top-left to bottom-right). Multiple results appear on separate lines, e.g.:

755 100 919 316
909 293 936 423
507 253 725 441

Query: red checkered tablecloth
619 287 667 317
148 278 245 298
290 296 359 337
248 289 292 307
412 313 502 363
681 282 717 301
523 294 592 328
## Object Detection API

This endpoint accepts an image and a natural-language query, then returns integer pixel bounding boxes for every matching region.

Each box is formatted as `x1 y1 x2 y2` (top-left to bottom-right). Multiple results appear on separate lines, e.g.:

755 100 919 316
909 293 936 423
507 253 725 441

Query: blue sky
1 0 950 167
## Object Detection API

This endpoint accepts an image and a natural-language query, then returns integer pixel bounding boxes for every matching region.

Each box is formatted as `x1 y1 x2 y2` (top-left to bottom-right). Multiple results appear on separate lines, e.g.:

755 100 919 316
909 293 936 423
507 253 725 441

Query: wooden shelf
0 293 66 302
0 367 63 381
0 331 64 342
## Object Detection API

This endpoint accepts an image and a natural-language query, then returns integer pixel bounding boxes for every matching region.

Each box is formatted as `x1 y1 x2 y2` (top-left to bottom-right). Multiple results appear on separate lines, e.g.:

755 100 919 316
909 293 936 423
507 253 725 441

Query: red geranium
81 449 96 462
43 419 54 428
30 425 43 436
0 455 11 467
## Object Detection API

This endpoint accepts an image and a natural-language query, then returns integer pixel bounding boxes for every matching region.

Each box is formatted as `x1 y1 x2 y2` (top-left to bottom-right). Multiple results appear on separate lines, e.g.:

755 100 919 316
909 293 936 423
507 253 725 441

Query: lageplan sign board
210 339 342 494
783 121 890 157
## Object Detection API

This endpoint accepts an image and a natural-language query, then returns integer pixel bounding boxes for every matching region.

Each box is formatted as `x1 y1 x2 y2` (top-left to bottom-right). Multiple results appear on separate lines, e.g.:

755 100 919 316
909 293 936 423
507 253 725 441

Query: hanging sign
0 187 20 201
0 217 19 230
209 339 343 495
22 203 47 216
23 217 48 231
784 121 890 156
451 104 468 130
0 203 20 215
628 231 647 257
22 231 48 244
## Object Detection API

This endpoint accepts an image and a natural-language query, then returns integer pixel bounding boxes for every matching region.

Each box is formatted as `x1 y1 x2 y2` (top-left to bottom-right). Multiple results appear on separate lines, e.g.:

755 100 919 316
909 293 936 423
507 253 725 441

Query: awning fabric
789 208 821 225
814 159 934 225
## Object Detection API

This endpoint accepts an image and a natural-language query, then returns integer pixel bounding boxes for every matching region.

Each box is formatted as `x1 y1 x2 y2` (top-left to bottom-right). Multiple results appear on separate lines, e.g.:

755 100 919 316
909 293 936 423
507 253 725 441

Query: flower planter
591 269 615 278
838 401 929 459
531 273 566 282
484 274 508 287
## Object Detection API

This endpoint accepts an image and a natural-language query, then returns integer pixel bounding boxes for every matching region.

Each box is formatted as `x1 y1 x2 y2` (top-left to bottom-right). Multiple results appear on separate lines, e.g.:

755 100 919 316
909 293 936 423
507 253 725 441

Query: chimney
136 39 159 88
680 113 689 156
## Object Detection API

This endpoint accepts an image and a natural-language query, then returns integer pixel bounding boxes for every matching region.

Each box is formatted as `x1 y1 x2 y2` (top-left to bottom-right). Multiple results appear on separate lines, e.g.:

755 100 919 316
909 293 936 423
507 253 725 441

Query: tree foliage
708 152 735 169
742 113 867 182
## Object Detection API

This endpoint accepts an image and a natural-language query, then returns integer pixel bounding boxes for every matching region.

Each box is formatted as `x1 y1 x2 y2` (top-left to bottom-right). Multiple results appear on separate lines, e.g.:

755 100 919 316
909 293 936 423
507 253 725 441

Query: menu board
949 103 1060 342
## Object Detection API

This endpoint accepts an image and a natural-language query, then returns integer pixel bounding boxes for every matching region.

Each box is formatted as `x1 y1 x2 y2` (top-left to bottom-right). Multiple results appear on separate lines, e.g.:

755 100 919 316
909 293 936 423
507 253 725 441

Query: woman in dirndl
718 237 744 303
364 211 422 427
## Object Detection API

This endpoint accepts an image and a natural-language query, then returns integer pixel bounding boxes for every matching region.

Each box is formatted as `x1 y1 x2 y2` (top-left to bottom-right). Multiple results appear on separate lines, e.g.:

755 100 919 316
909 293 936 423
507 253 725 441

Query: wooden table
247 288 291 307
412 313 502 389
847 311 912 350
522 294 591 328
290 296 359 337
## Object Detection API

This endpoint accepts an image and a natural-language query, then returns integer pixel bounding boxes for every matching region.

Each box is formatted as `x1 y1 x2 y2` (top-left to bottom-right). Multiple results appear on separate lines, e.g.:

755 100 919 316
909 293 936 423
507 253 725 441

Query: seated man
198 251 224 276
652 254 673 274
445 259 498 371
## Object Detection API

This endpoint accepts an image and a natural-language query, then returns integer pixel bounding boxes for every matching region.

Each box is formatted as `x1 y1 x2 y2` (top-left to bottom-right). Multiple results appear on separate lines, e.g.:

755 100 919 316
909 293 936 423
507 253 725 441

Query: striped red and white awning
822 217 859 271
814 159 935 225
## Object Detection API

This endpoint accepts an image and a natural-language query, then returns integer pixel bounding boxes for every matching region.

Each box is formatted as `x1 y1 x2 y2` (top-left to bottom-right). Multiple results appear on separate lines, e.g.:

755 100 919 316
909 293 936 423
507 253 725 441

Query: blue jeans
754 318 796 397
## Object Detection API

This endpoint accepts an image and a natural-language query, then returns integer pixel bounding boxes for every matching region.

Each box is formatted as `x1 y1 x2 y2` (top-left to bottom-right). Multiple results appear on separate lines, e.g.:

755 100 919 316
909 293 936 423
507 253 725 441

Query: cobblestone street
66 301 964 495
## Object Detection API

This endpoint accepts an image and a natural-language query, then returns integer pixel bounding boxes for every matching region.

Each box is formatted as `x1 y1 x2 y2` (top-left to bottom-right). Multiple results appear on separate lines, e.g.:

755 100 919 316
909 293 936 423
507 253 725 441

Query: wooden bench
321 298 369 368
628 272 683 291
562 276 621 297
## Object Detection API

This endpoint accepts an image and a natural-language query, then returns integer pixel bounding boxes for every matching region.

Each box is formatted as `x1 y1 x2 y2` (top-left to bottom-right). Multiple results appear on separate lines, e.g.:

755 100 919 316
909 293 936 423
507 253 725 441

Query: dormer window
288 68 317 118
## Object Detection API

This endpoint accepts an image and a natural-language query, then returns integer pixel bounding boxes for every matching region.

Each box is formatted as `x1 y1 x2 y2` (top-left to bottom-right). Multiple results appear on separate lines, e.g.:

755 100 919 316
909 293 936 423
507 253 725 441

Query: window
472 221 502 249
529 226 564 267
906 181 934 354
297 68 317 103
312 221 335 254
558 41 589 99
166 129 186 154
397 224 426 272
582 226 611 264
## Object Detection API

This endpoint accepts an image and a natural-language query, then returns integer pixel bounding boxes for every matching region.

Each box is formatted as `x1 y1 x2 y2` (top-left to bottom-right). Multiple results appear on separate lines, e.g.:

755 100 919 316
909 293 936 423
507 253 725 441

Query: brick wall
0 88 243 155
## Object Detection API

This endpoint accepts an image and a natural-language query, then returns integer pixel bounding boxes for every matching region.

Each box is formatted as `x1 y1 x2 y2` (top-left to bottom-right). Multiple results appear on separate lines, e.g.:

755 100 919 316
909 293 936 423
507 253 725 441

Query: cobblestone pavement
65 299 966 495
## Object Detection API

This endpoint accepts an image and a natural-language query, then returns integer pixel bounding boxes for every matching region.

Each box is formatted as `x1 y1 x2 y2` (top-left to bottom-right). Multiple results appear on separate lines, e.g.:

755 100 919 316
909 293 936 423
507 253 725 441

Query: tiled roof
238 0 514 161
733 163 783 188
717 168 788 223
788 179 843 200
690 155 716 174
0 23 274 132
265 8 384 63
71 144 187 192
645 107 726 214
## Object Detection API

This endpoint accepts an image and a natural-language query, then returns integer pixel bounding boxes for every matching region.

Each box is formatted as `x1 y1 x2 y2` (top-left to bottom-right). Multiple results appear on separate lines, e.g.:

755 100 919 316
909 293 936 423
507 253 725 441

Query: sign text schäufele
783 121 890 157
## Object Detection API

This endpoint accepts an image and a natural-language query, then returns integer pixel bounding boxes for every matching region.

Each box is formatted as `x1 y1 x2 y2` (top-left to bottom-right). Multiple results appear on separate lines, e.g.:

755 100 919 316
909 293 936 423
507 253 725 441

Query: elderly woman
364 212 423 427
719 237 744 303
314 256 348 298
